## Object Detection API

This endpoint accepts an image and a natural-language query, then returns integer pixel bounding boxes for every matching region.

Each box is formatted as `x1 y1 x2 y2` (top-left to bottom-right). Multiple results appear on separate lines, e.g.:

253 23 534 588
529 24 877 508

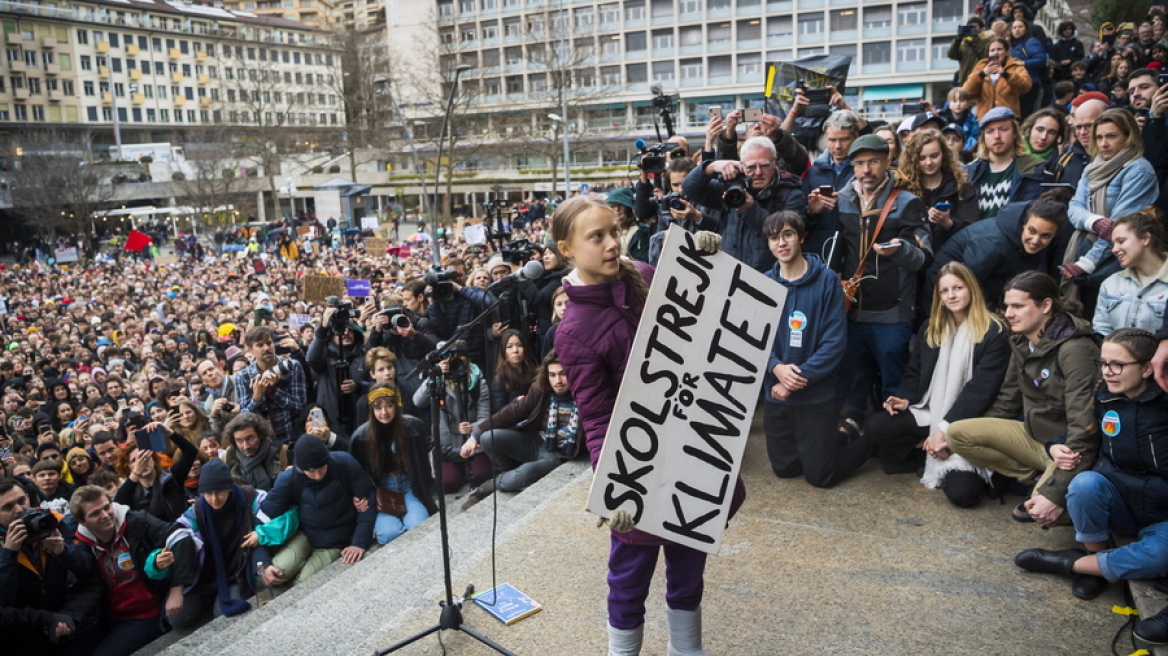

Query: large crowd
8 4 1168 655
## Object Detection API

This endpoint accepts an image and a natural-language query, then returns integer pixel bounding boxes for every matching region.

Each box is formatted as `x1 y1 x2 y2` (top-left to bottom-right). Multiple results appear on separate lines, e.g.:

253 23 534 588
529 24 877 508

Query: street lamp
428 63 471 266
547 113 570 199
280 176 295 221
374 73 430 241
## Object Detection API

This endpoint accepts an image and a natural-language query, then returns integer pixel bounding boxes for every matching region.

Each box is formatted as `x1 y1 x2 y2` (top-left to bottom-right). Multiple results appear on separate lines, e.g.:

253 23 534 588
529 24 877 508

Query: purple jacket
556 262 745 547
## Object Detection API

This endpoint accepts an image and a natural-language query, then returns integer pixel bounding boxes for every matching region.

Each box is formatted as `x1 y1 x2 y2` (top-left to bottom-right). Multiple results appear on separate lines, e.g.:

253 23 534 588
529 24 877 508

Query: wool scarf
1086 144 1140 216
195 485 252 617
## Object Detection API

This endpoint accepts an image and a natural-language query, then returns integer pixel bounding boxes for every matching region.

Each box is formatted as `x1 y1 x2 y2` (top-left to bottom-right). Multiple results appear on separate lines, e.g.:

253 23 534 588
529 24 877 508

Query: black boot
1136 603 1168 645
1014 548 1087 576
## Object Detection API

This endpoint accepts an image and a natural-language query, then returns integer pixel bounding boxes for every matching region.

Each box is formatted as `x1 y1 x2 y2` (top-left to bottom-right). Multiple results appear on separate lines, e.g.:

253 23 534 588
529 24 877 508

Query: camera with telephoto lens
380 307 413 330
325 296 358 335
717 173 749 208
21 507 59 543
663 191 688 211
273 357 295 377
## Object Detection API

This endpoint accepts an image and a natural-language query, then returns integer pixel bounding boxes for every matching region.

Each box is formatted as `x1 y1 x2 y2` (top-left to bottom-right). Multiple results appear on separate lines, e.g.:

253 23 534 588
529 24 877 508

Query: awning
861 84 925 102
340 185 372 198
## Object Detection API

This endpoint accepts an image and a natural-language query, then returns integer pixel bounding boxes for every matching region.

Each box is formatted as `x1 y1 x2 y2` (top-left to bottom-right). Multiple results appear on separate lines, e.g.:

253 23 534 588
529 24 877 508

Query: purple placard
346 279 371 297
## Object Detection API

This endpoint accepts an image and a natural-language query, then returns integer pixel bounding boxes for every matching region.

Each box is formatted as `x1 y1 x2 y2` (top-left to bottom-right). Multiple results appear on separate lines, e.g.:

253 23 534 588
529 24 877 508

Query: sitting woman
350 384 436 545
897 128 979 251
1063 108 1158 291
489 328 536 410
1014 328 1168 604
1093 207 1168 335
865 262 1011 507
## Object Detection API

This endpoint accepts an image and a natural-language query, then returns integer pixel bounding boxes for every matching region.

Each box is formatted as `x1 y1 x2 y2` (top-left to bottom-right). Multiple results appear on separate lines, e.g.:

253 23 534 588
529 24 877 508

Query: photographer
0 476 101 655
235 327 308 447
781 84 868 155
948 16 992 85
197 358 240 436
425 262 495 372
634 157 716 266
412 341 491 494
711 108 809 175
307 300 368 439
803 109 865 260
683 136 807 271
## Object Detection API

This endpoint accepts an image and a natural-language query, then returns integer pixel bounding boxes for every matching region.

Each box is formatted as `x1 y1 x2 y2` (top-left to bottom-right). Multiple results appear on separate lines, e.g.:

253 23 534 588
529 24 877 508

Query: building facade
0 0 345 153
382 0 1075 199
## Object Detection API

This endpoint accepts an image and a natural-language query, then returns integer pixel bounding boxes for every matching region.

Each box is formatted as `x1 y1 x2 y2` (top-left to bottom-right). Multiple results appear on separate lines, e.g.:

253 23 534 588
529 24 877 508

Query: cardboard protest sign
585 225 785 555
302 274 346 303
365 238 388 255
346 279 371 297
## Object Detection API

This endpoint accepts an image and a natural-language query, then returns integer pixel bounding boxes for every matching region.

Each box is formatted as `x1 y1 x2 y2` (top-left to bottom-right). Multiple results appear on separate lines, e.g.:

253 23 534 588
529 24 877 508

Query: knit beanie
294 433 330 471
198 458 234 493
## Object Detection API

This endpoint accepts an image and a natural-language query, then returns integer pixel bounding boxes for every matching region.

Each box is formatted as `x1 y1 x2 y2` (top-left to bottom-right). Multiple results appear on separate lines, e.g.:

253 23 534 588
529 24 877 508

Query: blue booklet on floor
472 583 542 625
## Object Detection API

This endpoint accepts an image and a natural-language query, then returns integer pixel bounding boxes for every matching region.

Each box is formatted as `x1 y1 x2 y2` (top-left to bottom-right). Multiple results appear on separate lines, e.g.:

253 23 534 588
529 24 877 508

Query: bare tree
2 129 115 236
230 57 301 221
334 29 398 181
172 127 255 231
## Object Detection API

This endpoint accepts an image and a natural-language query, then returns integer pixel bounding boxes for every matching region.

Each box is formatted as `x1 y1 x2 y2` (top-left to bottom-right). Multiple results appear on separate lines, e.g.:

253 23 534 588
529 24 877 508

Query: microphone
650 83 663 96
487 260 544 294
634 138 647 150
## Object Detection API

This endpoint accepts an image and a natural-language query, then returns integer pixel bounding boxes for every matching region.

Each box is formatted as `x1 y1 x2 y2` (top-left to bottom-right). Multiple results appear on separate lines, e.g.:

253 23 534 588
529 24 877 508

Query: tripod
375 291 519 656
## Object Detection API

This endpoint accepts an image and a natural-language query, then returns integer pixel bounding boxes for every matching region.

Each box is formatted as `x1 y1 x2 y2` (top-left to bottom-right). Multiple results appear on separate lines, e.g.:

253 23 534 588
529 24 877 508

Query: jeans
374 474 430 545
478 429 561 492
92 616 162 656
607 536 707 630
1067 471 1168 582
837 320 914 415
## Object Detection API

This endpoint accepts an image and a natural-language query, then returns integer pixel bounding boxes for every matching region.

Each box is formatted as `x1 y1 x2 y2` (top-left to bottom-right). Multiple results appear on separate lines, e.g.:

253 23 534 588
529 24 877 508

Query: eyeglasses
742 162 774 173
1096 358 1144 375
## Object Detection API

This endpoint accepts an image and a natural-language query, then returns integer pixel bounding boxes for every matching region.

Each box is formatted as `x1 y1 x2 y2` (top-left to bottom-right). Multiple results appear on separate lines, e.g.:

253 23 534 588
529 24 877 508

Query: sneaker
839 418 862 442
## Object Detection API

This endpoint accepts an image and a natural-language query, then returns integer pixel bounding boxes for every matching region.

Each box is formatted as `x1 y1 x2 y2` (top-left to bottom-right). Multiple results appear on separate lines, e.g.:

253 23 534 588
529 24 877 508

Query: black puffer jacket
1094 383 1168 528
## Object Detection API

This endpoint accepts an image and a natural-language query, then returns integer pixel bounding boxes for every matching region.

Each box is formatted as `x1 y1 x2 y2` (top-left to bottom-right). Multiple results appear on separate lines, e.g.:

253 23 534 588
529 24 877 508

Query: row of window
0 104 340 126
451 33 954 71
75 28 335 66
1 76 74 94
444 2 963 48
467 38 951 94
440 0 966 27
66 6 320 44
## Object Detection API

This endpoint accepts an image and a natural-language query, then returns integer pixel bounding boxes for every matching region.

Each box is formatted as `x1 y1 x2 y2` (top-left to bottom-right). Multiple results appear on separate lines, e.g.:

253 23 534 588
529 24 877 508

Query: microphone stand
376 288 519 656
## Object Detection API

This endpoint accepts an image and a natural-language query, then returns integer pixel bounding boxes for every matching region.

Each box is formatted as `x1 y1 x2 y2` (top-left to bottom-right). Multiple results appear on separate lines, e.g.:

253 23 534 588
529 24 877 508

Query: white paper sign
361 216 379 230
54 248 79 263
463 223 487 245
288 313 312 330
585 225 785 554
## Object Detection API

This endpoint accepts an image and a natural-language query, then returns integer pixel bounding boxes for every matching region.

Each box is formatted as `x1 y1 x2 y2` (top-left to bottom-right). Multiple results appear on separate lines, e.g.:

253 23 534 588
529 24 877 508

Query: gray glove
694 231 721 254
596 508 637 533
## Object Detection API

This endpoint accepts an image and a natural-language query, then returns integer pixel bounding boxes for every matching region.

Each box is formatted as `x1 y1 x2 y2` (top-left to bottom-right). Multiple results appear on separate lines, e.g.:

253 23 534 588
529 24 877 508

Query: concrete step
137 460 591 656
1130 580 1168 656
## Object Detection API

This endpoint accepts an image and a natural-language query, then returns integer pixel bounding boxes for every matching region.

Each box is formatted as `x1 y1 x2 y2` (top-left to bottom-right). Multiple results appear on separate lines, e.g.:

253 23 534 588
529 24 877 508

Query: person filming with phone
962 37 1032 120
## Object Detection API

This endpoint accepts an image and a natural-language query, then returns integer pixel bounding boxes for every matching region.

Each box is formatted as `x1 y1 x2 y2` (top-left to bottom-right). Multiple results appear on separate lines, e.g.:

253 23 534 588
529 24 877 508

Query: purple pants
607 535 707 629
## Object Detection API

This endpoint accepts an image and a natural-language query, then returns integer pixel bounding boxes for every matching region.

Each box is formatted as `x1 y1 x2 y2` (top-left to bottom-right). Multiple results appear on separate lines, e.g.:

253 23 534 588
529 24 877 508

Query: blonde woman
864 262 1011 507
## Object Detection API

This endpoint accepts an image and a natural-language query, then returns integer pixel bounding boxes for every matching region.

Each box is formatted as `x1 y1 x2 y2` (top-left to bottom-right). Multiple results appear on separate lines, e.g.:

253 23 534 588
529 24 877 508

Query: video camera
325 295 358 335
423 269 460 302
501 238 536 266
635 139 680 176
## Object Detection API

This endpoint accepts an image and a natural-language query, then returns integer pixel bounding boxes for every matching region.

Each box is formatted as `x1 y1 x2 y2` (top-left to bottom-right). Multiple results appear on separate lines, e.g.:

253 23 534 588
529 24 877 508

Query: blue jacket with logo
762 253 846 406
1094 383 1168 529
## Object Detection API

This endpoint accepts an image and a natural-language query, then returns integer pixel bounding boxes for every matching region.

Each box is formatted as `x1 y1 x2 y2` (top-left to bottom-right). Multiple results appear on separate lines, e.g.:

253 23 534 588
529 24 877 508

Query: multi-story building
0 0 345 152
382 0 1076 206
218 0 338 31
